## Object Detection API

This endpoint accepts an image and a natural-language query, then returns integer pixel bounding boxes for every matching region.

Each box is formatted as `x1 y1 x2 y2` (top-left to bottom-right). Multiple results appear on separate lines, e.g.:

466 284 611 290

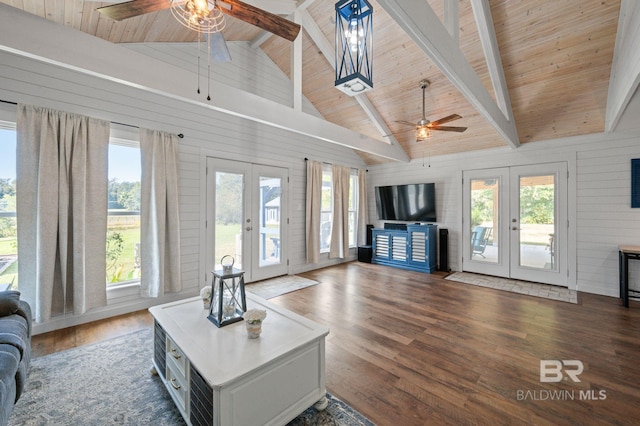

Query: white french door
206 158 288 283
462 162 568 286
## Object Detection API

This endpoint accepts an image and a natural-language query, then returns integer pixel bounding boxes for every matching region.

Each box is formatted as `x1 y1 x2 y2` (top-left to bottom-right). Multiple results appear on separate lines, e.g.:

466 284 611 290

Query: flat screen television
375 183 436 222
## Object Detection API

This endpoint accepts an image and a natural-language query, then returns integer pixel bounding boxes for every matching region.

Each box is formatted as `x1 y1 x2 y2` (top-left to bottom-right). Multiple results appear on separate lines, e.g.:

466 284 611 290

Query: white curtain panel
357 169 369 246
139 129 182 298
305 160 323 264
16 104 109 323
329 165 351 259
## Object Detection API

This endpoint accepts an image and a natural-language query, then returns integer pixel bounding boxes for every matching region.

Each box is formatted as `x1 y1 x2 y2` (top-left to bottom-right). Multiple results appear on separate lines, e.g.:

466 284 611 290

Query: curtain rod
0 99 184 139
304 157 368 172
304 157 331 165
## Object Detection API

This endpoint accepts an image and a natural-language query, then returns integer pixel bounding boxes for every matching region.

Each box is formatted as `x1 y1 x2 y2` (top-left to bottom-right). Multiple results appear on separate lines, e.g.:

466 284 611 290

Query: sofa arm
0 291 21 318
17 300 32 337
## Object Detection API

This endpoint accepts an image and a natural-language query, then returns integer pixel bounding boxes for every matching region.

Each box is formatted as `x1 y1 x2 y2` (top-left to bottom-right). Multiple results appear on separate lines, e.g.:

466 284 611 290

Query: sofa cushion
0 292 21 317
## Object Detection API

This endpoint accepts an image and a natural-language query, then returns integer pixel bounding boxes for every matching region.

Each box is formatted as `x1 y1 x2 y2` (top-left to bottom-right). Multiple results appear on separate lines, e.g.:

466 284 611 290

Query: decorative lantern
335 0 373 96
208 259 247 327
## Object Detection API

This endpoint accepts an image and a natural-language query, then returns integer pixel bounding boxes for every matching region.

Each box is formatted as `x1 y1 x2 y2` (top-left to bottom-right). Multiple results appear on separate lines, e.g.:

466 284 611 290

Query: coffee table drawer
167 361 189 412
166 336 187 377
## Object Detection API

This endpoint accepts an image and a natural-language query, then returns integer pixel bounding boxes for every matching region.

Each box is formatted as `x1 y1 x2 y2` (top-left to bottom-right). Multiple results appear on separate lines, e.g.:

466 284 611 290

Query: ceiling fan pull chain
207 33 212 101
197 36 201 95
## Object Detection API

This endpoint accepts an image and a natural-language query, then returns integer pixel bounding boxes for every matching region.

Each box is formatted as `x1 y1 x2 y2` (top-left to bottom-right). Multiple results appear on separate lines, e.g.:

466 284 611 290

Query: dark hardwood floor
33 262 640 425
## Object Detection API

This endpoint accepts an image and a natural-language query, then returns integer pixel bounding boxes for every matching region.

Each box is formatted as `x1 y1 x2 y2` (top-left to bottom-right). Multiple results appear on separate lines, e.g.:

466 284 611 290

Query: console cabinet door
373 230 408 265
373 226 437 272
373 231 390 261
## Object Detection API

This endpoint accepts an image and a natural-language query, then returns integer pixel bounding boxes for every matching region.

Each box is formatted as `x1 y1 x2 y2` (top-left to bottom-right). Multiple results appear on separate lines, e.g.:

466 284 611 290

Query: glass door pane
462 168 510 278
470 178 499 264
215 171 244 271
251 165 288 282
518 174 556 271
258 175 282 267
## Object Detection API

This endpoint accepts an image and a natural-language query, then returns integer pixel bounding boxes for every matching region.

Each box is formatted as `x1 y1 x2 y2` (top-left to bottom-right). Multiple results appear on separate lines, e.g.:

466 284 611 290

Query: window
348 171 358 247
0 126 17 290
319 165 359 253
320 166 332 252
107 142 141 287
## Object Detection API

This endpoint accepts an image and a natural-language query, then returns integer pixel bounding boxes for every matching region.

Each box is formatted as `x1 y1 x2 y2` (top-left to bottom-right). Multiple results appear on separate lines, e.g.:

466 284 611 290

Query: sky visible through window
0 129 16 181
109 144 140 183
0 130 140 183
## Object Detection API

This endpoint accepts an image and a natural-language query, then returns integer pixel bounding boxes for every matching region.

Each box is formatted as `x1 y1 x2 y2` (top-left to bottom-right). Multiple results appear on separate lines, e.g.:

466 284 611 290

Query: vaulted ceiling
1 0 635 165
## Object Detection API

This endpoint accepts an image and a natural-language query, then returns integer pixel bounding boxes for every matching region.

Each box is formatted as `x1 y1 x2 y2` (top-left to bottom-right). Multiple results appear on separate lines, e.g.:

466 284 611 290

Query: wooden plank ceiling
0 0 621 164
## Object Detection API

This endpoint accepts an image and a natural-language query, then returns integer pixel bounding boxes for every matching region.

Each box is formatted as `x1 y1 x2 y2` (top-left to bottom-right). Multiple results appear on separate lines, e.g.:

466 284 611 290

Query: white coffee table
150 292 330 426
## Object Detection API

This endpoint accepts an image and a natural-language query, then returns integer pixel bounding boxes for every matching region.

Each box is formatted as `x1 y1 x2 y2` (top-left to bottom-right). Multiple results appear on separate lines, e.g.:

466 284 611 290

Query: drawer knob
170 378 182 390
170 349 182 360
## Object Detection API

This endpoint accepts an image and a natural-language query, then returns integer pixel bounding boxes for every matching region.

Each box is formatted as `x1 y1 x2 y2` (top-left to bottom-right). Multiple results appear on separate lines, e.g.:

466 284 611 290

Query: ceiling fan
97 0 301 61
396 79 467 141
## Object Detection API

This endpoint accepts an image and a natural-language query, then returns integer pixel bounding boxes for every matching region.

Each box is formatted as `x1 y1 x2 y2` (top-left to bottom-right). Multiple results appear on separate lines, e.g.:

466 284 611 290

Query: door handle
512 227 518 230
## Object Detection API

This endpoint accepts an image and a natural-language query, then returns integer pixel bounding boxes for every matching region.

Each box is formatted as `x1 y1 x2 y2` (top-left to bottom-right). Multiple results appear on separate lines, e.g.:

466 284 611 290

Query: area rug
245 275 320 299
10 329 372 426
445 271 578 304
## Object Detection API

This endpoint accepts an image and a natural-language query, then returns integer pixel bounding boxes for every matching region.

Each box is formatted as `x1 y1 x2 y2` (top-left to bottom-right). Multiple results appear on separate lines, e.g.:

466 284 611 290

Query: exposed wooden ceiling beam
444 0 459 47
298 9 410 161
606 0 640 132
470 0 515 124
377 0 520 149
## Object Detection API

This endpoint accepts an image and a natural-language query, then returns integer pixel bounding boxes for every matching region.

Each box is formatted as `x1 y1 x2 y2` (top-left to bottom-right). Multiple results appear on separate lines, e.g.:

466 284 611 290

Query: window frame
348 170 358 248
0 122 18 289
320 164 333 253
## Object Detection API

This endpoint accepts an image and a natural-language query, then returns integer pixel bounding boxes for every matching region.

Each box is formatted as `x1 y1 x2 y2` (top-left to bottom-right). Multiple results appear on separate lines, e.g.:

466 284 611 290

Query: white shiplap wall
0 41 364 333
124 42 324 118
368 132 640 297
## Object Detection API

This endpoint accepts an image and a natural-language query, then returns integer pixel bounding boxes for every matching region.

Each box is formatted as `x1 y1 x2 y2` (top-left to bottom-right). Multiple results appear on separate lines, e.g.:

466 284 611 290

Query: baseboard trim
32 290 198 335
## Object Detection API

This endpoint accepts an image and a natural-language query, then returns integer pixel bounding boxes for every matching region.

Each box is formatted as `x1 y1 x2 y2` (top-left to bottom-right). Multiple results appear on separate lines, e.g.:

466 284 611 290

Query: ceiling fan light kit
416 121 431 141
335 0 373 96
170 0 226 34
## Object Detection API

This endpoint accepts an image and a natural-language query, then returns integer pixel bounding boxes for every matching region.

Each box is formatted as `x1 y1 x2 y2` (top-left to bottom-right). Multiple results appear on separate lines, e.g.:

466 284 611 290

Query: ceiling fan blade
98 1 300 42
430 126 467 132
218 0 300 42
395 120 417 127
428 114 462 127
209 31 232 63
97 0 171 21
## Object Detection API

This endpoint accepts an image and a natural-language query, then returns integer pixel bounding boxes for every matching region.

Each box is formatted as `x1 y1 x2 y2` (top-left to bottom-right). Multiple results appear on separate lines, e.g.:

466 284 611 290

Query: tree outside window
106 143 141 286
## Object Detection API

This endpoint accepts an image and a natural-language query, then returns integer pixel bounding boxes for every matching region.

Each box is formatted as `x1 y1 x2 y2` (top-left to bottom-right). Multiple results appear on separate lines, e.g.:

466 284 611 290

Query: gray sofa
0 291 32 425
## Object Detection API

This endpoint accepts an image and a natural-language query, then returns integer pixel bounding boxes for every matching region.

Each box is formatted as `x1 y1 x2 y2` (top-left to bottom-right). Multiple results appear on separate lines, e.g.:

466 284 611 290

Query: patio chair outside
471 226 493 258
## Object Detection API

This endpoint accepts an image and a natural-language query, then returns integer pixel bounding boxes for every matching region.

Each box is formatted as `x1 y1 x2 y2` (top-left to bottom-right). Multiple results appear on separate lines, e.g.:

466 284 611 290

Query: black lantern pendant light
335 0 373 96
